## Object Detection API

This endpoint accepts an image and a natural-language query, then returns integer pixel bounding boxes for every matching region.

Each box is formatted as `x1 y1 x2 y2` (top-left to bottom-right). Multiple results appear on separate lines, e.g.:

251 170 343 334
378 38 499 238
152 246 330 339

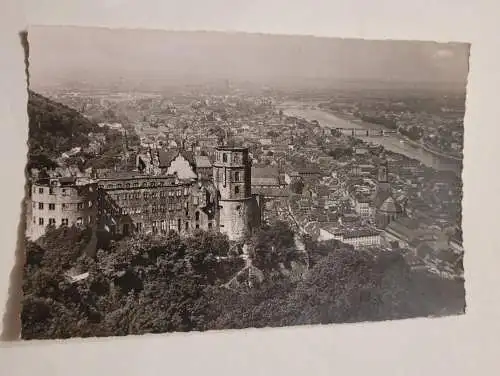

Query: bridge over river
334 128 398 137
280 102 462 175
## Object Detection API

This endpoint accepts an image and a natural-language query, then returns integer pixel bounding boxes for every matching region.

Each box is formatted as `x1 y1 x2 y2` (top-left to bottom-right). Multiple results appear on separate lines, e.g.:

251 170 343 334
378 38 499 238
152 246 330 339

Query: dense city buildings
26 87 463 275
20 28 469 341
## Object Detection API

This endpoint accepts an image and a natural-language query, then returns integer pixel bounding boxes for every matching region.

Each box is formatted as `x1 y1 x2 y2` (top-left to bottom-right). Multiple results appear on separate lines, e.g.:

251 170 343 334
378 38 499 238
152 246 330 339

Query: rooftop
158 149 195 168
194 155 213 168
216 146 249 152
344 229 380 239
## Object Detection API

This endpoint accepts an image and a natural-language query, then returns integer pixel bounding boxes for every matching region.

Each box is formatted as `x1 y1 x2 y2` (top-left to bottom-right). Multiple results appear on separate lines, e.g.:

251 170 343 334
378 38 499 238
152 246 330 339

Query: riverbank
280 102 462 175
319 106 463 163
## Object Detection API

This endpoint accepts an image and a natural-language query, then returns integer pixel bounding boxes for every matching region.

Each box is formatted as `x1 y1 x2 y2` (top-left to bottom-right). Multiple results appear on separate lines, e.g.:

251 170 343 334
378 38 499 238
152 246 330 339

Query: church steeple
378 158 389 183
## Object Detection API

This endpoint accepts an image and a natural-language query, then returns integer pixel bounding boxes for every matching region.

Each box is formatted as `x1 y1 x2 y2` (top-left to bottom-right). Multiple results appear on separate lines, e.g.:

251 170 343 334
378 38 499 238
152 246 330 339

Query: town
26 85 464 284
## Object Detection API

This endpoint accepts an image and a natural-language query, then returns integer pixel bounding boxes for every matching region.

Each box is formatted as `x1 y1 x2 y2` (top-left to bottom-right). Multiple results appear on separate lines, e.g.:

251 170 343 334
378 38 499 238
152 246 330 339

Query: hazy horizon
27 25 470 92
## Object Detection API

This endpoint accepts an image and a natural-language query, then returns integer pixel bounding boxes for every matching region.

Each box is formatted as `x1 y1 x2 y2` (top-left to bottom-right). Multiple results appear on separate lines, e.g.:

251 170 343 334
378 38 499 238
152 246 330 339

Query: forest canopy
22 222 465 339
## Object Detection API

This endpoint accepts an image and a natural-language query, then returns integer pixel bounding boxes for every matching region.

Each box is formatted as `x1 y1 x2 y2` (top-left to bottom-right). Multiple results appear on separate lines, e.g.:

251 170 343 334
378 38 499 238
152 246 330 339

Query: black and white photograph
21 25 468 340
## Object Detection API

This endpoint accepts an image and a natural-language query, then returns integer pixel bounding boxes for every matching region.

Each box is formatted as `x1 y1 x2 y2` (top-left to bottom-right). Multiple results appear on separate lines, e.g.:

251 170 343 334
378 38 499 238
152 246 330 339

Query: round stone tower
213 146 253 241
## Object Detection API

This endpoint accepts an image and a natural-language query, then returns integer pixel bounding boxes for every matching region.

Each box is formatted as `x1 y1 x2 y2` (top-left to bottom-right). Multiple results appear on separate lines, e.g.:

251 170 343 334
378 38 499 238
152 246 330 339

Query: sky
27 25 470 91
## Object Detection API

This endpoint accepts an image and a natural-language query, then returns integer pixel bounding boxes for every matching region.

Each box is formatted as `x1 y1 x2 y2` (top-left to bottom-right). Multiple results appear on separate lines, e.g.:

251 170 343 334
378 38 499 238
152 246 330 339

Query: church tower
377 158 390 188
213 146 256 241
373 157 401 229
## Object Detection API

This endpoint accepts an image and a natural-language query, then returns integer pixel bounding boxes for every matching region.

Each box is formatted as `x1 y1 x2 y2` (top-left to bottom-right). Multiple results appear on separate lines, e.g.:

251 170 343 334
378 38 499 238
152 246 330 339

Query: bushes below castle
21 222 465 339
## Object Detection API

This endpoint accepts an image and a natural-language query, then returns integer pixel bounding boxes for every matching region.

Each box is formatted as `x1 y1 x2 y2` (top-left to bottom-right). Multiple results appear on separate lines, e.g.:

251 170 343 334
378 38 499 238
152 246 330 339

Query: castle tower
213 146 255 241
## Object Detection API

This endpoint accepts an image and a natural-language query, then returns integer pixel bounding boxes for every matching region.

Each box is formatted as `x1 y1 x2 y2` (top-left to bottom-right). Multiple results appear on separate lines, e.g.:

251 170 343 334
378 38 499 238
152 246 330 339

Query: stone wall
27 182 97 240
218 198 253 241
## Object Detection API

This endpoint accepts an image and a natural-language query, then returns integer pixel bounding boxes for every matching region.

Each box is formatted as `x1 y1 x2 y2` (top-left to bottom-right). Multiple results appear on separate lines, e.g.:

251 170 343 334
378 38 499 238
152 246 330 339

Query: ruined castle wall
97 176 219 237
213 147 254 241
219 197 253 241
27 182 98 241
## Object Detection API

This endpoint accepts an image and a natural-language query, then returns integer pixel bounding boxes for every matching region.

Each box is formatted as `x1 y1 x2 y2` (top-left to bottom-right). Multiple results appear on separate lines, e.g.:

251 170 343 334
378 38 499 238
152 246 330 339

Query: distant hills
29 26 470 93
26 90 97 171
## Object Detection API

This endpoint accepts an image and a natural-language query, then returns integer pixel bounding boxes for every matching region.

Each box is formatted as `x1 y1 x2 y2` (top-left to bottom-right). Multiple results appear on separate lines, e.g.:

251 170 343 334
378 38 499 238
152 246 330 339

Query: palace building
26 176 98 240
26 146 261 243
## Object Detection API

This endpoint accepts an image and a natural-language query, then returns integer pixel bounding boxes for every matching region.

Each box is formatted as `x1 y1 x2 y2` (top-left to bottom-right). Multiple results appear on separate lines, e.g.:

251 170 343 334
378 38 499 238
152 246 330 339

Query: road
279 102 462 175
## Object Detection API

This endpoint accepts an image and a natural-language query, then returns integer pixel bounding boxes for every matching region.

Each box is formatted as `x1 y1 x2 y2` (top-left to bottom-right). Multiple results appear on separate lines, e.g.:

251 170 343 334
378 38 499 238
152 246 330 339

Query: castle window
235 186 240 194
133 183 139 188
38 203 44 210
223 153 228 163
32 201 36 208
49 188 54 195
235 171 240 182
117 184 122 189
61 218 68 226
125 183 130 189
38 187 43 194
193 196 199 205
208 222 213 229
48 218 56 226
49 203 55 210
176 190 181 197
33 217 36 224
144 192 149 200
39 217 44 226
184 188 189 196
77 203 84 210
196 224 200 229
195 211 200 221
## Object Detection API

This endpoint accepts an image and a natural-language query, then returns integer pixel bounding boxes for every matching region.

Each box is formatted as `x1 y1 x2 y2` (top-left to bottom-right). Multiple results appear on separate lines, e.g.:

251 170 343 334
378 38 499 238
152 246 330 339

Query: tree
289 179 304 194
249 221 296 271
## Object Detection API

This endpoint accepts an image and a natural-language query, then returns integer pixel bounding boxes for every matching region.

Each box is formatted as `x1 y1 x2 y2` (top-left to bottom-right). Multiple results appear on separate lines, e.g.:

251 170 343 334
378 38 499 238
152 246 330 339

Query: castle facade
26 146 261 243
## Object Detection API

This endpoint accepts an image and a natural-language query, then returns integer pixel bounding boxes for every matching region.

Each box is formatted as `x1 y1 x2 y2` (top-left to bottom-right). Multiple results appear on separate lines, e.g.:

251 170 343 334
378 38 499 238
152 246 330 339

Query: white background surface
1 0 499 374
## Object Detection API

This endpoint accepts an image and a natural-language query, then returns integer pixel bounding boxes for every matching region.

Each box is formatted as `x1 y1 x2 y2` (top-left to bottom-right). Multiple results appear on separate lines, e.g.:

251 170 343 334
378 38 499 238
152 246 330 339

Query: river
279 102 462 175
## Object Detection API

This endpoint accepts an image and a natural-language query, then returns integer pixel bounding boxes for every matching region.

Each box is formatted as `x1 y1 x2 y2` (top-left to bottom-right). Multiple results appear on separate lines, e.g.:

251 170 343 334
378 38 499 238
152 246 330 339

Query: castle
26 146 262 243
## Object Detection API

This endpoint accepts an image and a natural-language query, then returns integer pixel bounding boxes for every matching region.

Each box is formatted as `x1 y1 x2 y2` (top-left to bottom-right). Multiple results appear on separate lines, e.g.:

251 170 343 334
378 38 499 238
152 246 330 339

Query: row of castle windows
119 202 191 215
107 189 196 202
135 219 211 233
218 152 244 164
34 186 77 196
107 188 189 199
214 168 242 183
33 202 91 210
33 216 91 226
99 181 177 190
